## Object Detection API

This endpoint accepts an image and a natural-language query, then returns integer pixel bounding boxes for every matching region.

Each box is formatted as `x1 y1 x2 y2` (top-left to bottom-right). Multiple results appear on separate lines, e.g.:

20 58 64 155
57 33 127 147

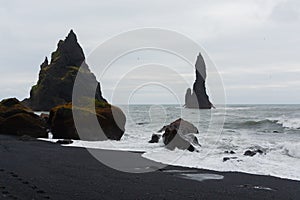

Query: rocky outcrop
224 150 236 154
49 101 126 141
0 98 48 138
56 139 73 145
158 118 199 135
244 149 264 157
223 157 238 162
185 53 213 109
159 118 200 152
148 134 161 143
23 30 106 111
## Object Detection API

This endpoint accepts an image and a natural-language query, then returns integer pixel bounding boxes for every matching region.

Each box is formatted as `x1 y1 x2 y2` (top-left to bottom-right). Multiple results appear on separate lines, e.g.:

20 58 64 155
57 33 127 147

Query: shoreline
40 137 300 182
1 134 300 200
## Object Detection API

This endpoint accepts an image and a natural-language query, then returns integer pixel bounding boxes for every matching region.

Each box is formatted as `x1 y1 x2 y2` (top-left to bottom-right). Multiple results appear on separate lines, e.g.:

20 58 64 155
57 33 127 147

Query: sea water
43 104 300 181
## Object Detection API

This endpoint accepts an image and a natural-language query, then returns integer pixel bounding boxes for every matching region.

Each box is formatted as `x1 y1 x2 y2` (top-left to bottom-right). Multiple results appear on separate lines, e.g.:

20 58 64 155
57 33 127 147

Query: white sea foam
224 107 252 111
277 117 300 129
267 115 300 129
142 142 300 181
282 142 300 159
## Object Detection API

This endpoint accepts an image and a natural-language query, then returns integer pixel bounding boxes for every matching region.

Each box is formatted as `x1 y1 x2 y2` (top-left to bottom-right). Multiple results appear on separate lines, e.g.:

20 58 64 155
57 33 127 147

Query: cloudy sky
1 0 300 104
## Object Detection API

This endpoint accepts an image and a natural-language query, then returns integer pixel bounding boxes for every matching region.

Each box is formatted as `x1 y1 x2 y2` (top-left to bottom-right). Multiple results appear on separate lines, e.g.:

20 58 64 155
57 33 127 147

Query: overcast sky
0 0 300 104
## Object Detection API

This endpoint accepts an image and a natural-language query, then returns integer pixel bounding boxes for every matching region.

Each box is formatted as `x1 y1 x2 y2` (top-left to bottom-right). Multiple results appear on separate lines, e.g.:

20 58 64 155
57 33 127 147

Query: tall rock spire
50 29 85 66
40 57 48 69
185 53 212 109
23 30 106 111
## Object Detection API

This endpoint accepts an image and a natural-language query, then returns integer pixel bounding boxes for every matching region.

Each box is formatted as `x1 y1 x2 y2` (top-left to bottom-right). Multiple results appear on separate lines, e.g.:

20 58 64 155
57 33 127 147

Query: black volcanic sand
0 135 299 200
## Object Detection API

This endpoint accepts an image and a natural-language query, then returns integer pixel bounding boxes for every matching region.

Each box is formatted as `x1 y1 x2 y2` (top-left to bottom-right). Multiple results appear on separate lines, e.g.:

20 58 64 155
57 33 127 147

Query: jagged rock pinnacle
23 30 106 111
49 30 85 66
65 29 77 43
185 53 212 109
40 57 48 69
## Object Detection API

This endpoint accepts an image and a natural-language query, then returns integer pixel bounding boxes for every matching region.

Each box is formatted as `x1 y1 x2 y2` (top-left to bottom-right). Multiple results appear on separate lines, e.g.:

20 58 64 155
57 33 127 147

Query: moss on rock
49 100 126 141
0 98 48 138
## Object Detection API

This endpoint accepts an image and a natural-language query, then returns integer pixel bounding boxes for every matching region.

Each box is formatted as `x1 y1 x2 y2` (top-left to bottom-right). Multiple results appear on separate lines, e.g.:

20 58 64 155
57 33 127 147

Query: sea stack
185 53 212 109
19 30 126 141
22 30 106 111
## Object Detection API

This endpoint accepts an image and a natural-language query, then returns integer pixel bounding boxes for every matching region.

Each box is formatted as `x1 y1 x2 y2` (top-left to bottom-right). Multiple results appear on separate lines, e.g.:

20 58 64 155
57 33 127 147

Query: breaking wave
226 118 300 131
225 119 282 130
274 117 300 129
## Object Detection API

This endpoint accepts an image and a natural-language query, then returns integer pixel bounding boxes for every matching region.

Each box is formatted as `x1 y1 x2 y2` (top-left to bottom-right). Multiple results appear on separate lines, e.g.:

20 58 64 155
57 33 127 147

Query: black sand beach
0 135 299 200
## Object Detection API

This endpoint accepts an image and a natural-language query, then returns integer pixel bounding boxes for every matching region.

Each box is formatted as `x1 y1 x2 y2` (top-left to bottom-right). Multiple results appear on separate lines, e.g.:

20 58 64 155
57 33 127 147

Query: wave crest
226 119 283 130
226 118 300 131
275 117 300 129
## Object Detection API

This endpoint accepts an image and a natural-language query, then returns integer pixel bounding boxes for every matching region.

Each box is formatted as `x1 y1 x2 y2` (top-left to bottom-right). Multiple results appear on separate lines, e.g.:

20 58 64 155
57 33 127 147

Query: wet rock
224 150 236 154
56 139 73 144
159 118 200 152
193 137 200 146
223 157 230 162
223 157 238 162
136 122 148 125
256 149 264 154
158 118 199 134
148 134 161 143
244 150 256 156
244 149 264 157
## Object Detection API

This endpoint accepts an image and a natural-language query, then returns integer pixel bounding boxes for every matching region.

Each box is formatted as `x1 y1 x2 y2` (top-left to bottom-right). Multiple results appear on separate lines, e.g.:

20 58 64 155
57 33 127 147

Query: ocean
43 104 300 181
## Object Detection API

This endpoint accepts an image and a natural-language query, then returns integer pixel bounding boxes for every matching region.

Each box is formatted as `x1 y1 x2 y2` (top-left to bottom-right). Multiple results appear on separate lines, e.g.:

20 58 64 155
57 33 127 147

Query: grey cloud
0 0 299 103
270 0 300 23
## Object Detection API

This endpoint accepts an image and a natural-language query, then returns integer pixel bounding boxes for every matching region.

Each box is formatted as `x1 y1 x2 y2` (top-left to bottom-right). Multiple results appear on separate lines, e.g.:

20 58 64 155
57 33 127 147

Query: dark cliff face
185 53 212 109
23 30 106 111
